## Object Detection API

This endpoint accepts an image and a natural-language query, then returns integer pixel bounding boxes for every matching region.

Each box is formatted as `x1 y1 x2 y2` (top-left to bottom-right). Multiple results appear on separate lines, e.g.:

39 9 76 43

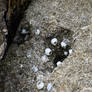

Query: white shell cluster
45 48 52 56
35 29 40 35
51 38 58 46
43 36 72 69
37 81 53 91
37 81 44 89
41 55 49 62
44 38 58 56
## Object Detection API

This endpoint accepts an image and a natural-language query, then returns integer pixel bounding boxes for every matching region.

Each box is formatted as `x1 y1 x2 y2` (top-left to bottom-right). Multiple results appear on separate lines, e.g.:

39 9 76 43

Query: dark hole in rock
2 0 31 60
53 45 71 67
54 54 67 66
13 21 31 45
14 31 30 44
6 0 31 47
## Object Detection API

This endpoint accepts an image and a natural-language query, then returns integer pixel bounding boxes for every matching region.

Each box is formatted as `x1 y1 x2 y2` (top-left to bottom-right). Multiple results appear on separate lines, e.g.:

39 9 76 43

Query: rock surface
0 0 92 92
44 26 92 92
0 0 7 61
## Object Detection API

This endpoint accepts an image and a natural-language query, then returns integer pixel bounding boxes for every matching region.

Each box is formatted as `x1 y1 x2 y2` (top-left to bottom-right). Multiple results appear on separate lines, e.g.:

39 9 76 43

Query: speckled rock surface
0 32 7 60
43 26 92 92
0 0 7 61
1 0 92 92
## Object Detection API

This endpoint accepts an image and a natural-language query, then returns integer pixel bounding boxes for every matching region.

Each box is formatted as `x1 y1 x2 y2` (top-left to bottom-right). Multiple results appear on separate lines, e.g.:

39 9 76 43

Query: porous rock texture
0 0 7 61
1 0 92 92
43 26 92 92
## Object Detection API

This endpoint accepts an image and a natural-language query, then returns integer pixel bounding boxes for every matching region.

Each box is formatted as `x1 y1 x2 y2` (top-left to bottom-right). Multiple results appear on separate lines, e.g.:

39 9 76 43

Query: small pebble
61 41 67 48
51 88 56 92
47 83 53 91
2 28 8 35
45 48 52 56
27 50 32 58
61 39 70 48
56 61 62 66
32 65 38 72
29 20 32 25
21 29 28 34
46 71 50 75
41 55 49 62
37 81 44 89
64 51 68 56
35 29 40 35
81 26 88 30
37 75 44 80
69 49 72 55
20 64 23 68
51 38 58 46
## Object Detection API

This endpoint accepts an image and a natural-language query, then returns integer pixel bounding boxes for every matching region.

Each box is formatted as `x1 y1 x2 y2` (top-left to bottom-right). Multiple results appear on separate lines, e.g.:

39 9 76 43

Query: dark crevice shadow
0 1 31 92
3 0 31 59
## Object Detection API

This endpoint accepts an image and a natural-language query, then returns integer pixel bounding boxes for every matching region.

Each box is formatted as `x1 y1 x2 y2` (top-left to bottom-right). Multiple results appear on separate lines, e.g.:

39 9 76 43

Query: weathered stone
0 0 7 61
1 0 92 92
45 25 92 92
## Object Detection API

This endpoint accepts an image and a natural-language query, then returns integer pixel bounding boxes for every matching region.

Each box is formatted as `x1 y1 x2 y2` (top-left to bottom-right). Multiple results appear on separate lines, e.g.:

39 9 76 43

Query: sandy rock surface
44 26 92 92
1 0 92 92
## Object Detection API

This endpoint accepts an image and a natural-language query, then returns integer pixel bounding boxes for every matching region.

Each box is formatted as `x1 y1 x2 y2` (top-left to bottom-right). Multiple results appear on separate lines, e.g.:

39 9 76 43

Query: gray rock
1 0 92 92
0 0 7 61
45 26 92 92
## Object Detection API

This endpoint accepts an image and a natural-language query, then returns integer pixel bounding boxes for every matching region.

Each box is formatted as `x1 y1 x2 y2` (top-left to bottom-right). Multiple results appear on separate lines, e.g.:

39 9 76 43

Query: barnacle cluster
44 28 73 66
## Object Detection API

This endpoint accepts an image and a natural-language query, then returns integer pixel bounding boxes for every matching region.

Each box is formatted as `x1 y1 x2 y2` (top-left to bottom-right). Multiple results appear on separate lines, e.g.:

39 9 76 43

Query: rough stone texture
0 0 7 61
43 26 92 92
1 0 92 92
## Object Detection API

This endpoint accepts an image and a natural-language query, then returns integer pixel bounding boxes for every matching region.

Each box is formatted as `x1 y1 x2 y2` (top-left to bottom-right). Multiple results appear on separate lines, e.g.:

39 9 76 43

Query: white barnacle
47 83 53 91
64 51 68 56
35 29 40 35
2 28 8 35
20 64 23 68
61 39 69 48
21 29 28 34
81 26 88 30
41 55 49 62
69 49 72 55
51 38 58 46
37 81 44 89
32 65 38 72
56 61 62 67
60 41 67 48
27 50 32 58
45 48 52 56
